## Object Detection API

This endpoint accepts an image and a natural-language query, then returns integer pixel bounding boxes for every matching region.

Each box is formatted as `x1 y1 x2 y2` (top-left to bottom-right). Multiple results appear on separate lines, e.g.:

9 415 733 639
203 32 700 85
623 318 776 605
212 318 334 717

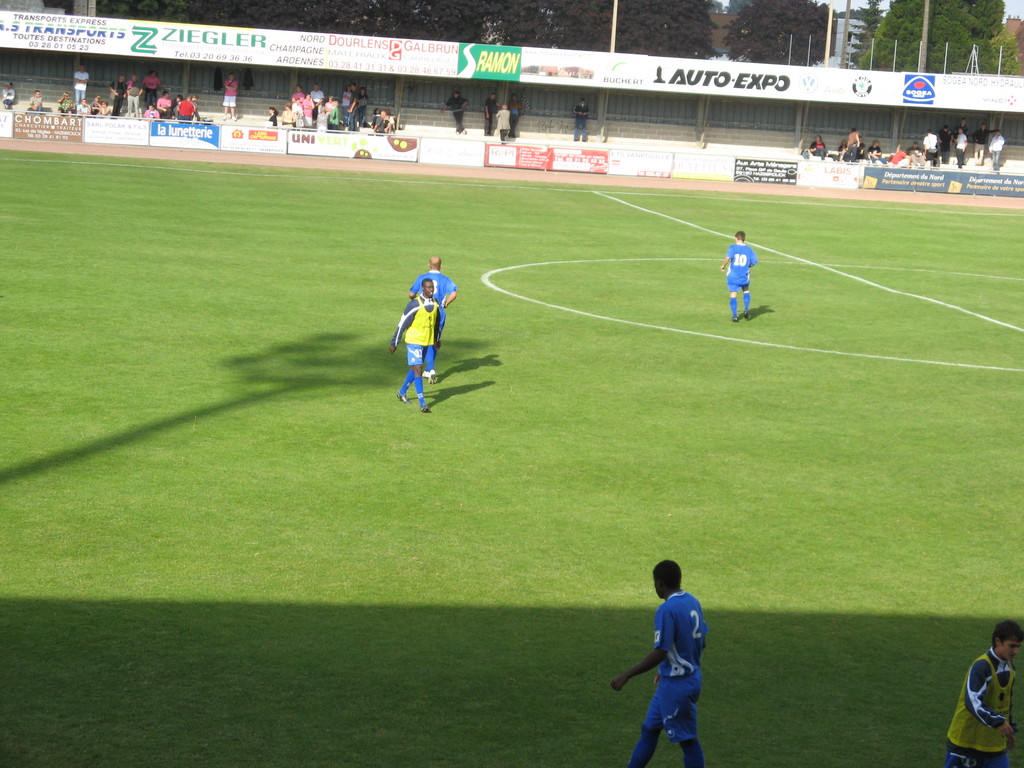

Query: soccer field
2 149 1023 767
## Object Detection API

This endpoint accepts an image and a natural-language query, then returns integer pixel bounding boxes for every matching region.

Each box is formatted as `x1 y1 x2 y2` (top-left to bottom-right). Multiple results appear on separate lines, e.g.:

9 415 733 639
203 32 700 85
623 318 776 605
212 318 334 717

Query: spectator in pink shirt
142 70 160 108
222 71 239 121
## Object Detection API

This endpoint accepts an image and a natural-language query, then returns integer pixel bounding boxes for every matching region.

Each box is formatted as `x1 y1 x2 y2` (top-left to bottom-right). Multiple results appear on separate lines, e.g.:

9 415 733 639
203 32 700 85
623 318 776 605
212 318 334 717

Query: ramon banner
286 131 419 161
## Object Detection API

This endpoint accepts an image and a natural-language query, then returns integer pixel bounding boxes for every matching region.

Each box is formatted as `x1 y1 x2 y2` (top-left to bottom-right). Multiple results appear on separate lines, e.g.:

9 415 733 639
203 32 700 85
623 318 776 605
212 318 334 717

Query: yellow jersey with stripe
391 295 440 348
947 650 1015 753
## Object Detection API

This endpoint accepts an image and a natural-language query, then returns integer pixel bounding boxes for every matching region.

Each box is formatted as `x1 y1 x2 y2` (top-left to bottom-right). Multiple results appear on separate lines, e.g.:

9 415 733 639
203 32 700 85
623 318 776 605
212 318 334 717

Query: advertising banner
484 143 552 170
0 111 12 139
83 116 150 145
608 149 673 178
458 44 522 81
796 160 863 189
418 137 485 167
220 124 288 153
13 112 82 141
734 158 797 185
286 131 419 161
149 120 219 149
862 167 1024 197
549 146 608 174
671 153 734 181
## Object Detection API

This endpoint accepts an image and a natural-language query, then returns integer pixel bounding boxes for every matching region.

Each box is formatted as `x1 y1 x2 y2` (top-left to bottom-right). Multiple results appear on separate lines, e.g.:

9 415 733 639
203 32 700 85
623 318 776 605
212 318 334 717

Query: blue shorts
945 748 1009 768
727 281 750 293
406 344 425 366
642 673 701 743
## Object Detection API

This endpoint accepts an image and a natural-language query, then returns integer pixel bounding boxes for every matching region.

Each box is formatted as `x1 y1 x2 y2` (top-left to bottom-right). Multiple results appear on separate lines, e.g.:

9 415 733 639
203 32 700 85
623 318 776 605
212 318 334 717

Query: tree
861 0 1009 72
852 0 884 62
725 0 829 64
988 24 1022 74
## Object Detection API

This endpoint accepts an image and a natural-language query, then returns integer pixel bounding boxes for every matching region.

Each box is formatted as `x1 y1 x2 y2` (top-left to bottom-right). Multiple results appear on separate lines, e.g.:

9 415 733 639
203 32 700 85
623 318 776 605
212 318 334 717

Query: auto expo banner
0 11 1020 111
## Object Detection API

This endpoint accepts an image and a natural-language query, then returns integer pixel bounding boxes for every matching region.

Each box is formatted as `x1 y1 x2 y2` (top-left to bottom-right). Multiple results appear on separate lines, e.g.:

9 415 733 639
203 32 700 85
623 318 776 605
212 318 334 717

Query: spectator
954 127 968 169
866 140 884 164
109 75 128 116
89 95 103 115
923 128 939 167
988 129 1005 173
143 104 160 119
327 98 342 132
301 92 314 128
381 108 396 134
834 139 848 162
445 90 469 134
290 97 304 127
73 63 89 103
291 85 305 103
27 90 43 112
3 82 15 109
141 70 160 108
222 72 239 121
309 83 324 108
803 135 827 160
573 96 591 142
76 98 90 116
496 103 511 142
369 107 383 133
266 106 279 127
972 121 990 166
938 124 952 166
889 146 909 167
508 93 522 139
843 127 861 162
281 104 296 129
57 92 75 114
156 90 173 119
176 93 197 121
316 99 328 131
339 85 353 130
353 86 368 130
908 141 926 168
483 91 498 136
125 75 142 118
96 100 112 117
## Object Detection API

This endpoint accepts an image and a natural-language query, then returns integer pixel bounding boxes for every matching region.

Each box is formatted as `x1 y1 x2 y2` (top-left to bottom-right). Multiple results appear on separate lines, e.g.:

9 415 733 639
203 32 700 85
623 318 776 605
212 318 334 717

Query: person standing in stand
483 91 498 137
573 96 591 142
445 90 469 135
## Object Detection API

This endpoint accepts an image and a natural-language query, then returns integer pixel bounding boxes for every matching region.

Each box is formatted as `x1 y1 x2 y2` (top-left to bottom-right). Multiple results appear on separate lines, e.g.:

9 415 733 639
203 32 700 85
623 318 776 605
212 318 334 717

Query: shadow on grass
748 304 774 320
0 600 989 768
0 334 497 486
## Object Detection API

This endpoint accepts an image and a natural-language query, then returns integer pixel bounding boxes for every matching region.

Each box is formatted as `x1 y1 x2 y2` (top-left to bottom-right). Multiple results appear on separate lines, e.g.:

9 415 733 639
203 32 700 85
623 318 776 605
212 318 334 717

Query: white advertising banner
608 149 674 178
796 160 864 190
219 124 288 154
0 11 1020 112
286 131 419 161
83 116 150 145
0 111 12 139
149 120 220 150
418 137 485 167
0 11 457 77
672 153 734 181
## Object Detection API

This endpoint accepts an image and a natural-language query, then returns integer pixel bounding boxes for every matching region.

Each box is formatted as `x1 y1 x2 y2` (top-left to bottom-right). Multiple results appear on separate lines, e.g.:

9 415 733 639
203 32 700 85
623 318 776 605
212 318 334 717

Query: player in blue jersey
720 231 758 322
945 620 1022 768
612 560 708 768
390 278 442 413
409 257 458 384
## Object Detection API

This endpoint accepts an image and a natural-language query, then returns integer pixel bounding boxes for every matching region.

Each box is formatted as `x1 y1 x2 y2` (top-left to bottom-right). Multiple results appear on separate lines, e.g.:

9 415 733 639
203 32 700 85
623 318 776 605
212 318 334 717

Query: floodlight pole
918 0 930 70
610 0 619 53
824 0 835 66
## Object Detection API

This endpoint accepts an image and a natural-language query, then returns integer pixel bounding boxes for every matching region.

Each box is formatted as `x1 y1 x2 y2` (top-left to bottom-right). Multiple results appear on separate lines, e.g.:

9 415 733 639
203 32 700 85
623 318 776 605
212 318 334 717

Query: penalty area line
481 261 1024 373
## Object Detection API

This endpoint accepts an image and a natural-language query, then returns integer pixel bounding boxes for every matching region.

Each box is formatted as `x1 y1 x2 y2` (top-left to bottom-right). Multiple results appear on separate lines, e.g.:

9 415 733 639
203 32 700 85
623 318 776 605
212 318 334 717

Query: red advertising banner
484 143 551 170
549 146 609 174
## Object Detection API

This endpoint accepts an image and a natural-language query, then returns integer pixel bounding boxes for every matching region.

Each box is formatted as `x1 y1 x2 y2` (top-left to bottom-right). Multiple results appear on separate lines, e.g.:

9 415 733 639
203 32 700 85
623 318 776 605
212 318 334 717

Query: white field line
480 259 1024 373
593 191 1024 334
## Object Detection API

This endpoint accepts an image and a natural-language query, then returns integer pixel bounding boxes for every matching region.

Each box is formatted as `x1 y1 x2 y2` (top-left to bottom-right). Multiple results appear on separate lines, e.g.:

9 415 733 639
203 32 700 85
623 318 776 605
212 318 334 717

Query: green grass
2 149 1023 767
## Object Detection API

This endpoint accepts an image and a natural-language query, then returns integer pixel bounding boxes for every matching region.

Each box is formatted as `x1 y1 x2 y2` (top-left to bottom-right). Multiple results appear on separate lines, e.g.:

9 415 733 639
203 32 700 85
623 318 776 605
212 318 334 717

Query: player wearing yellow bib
945 620 1022 768
390 278 442 413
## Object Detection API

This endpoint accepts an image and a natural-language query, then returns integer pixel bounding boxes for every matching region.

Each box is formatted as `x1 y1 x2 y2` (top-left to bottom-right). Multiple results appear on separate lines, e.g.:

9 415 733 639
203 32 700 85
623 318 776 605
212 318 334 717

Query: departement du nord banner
0 11 458 77
1 10 1021 112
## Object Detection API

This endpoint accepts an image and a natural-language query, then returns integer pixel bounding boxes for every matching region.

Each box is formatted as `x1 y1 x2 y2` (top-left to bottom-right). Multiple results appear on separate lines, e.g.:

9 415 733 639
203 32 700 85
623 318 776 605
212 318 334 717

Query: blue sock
729 297 737 318
424 345 437 371
627 726 660 768
680 738 704 768
413 376 425 406
399 370 414 395
743 292 751 311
